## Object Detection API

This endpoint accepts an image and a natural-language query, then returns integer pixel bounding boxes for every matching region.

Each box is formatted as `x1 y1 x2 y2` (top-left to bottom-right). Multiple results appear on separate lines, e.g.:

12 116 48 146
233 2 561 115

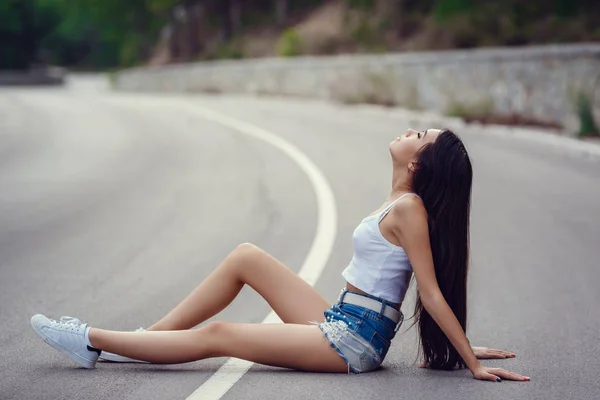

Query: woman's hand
472 366 530 382
472 346 516 359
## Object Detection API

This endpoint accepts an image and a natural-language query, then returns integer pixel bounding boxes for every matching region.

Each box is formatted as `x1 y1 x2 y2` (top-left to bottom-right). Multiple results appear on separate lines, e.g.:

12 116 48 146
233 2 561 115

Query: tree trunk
220 0 232 41
185 1 203 56
16 0 37 69
275 0 289 26
134 7 153 61
230 0 242 35
168 7 180 60
221 0 242 41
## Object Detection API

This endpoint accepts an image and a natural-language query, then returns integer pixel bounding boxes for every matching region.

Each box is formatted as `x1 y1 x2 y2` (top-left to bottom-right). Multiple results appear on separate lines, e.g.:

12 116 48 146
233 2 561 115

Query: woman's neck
390 168 412 198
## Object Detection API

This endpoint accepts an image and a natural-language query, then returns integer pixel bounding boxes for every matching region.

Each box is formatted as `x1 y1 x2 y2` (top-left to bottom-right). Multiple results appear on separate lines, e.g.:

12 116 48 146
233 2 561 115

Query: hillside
148 0 600 66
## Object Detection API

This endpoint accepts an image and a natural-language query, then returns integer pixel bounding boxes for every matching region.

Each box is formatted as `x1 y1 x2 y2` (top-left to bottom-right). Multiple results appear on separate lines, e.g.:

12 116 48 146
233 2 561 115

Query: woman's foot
99 327 150 363
30 314 100 369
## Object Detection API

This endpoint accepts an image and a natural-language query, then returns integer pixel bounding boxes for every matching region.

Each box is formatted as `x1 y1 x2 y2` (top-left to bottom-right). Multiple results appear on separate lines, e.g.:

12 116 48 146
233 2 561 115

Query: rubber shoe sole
99 352 150 363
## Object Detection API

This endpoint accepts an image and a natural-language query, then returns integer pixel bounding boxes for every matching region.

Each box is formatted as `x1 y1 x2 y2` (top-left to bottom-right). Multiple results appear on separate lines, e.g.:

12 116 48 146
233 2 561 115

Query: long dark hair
411 129 473 370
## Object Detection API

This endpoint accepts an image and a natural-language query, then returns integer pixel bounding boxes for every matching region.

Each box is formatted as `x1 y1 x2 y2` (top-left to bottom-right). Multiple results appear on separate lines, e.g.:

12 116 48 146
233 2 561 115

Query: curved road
1 77 599 400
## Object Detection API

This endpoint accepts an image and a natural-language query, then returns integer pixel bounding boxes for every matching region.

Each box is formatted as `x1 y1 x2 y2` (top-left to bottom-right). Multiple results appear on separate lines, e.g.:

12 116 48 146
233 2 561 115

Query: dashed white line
179 102 337 400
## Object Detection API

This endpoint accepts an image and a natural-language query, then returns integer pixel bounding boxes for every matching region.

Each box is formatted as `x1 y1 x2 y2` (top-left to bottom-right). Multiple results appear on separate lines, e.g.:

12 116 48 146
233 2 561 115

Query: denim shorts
313 289 402 373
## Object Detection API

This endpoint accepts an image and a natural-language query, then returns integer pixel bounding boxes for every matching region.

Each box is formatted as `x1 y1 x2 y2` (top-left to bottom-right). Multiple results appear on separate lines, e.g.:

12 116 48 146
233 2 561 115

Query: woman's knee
203 320 230 335
236 242 259 252
230 243 264 263
201 321 232 356
225 243 271 282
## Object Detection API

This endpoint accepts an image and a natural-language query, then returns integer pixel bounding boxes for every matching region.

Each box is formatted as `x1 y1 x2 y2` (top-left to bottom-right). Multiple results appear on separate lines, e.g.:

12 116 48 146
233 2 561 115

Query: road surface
1 76 599 400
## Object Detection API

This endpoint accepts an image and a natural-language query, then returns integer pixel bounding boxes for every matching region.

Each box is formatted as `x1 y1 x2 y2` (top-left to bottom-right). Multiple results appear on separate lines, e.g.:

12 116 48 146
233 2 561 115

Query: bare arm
389 198 529 382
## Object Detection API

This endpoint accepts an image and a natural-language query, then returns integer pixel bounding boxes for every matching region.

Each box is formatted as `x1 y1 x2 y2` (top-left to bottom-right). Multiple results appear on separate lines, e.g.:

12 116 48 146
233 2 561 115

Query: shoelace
49 316 83 331
60 316 82 325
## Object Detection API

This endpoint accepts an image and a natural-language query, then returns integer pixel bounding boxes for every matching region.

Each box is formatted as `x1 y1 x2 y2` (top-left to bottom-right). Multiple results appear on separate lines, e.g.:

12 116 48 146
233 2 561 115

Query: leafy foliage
1 0 179 69
1 0 600 70
276 28 302 57
576 92 600 137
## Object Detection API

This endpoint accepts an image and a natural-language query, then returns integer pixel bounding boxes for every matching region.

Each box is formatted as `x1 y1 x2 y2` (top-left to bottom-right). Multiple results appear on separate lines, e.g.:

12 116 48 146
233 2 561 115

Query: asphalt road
1 76 599 400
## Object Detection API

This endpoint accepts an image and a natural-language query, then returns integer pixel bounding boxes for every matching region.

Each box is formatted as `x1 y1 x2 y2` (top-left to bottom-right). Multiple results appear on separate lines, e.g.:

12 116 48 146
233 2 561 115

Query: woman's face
390 128 441 166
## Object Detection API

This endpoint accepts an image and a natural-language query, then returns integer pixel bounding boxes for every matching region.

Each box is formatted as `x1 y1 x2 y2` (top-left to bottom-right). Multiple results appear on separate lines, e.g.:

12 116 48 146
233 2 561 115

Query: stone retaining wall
0 67 65 86
115 44 600 132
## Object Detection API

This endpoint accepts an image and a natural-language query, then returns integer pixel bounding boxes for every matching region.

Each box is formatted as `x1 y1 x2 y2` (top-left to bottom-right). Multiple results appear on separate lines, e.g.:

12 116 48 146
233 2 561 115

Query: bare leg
148 243 330 331
89 322 347 372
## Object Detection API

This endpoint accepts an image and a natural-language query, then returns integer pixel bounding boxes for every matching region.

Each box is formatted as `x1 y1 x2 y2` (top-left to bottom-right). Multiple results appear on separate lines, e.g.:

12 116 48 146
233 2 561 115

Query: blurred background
2 0 600 71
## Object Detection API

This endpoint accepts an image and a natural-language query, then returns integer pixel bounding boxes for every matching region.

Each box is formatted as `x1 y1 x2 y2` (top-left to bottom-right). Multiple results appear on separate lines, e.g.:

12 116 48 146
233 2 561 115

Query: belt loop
338 288 347 304
394 311 404 333
378 300 386 317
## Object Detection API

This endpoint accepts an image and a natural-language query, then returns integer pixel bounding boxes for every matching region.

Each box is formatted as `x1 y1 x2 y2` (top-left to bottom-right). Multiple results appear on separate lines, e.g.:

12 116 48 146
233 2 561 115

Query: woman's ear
408 161 417 173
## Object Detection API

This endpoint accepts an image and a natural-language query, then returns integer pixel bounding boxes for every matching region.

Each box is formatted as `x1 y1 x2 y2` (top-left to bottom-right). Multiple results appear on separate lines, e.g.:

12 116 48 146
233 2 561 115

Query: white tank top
341 193 419 304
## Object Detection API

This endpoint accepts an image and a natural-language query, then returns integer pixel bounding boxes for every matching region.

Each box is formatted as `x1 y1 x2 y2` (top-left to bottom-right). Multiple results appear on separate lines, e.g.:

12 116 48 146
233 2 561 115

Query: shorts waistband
338 289 404 332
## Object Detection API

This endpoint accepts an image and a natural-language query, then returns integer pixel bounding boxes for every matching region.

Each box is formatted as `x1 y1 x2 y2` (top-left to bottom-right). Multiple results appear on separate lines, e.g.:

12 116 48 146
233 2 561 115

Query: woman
31 128 530 382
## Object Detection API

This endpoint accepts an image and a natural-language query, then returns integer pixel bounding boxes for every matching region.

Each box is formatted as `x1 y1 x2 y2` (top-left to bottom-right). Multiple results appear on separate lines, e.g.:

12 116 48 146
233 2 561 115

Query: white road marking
180 102 337 400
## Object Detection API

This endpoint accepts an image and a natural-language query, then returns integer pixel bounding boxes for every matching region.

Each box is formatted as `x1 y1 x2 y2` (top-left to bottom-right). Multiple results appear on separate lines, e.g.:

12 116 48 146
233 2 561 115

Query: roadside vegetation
2 0 600 70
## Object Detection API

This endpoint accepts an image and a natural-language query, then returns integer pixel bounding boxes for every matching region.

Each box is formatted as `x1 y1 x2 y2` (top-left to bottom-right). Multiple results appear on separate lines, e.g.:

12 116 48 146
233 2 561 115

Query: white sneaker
99 327 150 363
30 314 100 369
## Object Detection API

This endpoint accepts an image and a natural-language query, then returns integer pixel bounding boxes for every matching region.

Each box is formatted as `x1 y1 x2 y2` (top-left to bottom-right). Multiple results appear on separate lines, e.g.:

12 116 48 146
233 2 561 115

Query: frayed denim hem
311 320 360 374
